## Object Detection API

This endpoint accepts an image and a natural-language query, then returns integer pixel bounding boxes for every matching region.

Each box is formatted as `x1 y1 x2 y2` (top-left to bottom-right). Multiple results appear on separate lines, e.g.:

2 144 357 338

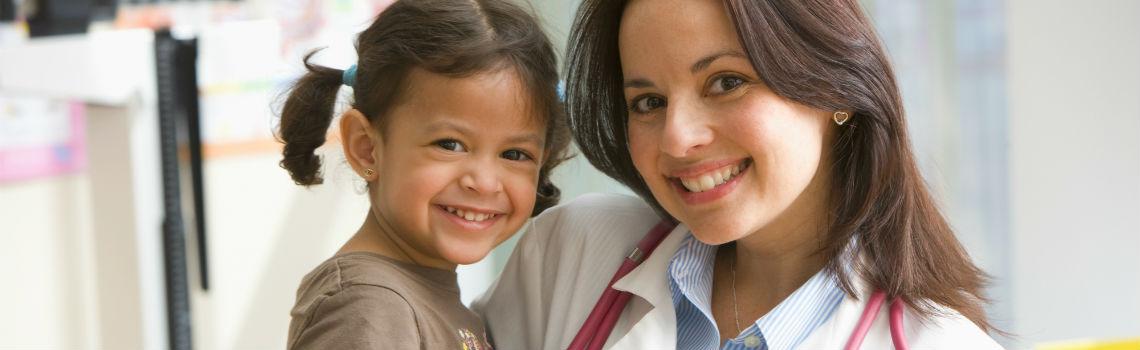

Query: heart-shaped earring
363 168 375 178
833 111 851 126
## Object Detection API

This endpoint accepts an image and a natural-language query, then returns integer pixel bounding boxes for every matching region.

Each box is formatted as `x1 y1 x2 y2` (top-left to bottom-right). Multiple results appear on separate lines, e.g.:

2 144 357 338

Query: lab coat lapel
603 224 690 349
799 274 889 349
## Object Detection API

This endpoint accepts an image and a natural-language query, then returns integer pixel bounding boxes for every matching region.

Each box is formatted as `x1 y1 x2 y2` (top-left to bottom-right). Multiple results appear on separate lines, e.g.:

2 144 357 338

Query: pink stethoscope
569 222 910 350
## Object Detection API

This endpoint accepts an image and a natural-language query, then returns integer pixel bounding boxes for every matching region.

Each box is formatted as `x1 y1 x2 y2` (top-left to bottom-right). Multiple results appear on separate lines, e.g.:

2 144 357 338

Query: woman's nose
659 99 714 158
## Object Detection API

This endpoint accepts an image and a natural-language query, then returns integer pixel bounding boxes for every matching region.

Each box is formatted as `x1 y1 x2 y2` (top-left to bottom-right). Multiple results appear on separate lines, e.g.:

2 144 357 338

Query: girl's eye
501 149 533 162
630 95 667 114
708 75 745 95
434 139 466 152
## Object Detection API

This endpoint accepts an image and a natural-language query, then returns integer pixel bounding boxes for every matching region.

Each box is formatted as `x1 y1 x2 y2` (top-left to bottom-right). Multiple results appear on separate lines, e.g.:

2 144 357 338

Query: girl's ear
340 108 382 180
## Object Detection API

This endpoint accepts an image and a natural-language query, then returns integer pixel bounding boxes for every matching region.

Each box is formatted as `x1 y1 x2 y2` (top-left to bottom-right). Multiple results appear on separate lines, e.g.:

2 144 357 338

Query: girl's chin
437 245 495 266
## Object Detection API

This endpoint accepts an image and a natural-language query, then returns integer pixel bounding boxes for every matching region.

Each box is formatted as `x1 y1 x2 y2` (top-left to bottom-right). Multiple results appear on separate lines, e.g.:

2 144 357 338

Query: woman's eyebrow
624 78 655 89
623 49 746 89
690 50 747 74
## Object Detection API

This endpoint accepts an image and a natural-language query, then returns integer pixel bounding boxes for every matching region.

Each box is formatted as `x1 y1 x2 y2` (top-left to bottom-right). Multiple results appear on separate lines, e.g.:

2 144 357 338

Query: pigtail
277 51 344 186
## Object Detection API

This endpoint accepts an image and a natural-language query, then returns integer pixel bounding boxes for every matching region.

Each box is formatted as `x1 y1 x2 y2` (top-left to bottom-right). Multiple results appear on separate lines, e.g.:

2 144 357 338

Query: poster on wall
0 96 86 182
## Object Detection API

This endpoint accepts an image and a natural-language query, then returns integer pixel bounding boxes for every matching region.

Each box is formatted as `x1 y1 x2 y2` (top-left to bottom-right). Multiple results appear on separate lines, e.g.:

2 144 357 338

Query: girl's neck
338 210 457 271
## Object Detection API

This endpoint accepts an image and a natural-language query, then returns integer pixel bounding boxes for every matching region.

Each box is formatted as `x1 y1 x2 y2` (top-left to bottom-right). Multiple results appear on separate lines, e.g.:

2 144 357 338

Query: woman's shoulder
472 193 665 349
540 192 658 223
814 291 1004 349
526 192 662 256
905 303 1004 349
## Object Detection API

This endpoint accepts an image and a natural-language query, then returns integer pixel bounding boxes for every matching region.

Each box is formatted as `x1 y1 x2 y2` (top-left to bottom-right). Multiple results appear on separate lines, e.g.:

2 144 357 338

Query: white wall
0 175 97 350
1008 0 1140 346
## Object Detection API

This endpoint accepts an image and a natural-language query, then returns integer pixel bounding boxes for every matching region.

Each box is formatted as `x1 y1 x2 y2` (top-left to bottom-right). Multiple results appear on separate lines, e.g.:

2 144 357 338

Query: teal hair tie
342 64 357 87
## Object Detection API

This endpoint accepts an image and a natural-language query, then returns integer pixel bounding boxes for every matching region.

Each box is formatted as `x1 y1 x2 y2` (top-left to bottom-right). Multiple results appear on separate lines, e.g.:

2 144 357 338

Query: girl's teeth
446 206 495 222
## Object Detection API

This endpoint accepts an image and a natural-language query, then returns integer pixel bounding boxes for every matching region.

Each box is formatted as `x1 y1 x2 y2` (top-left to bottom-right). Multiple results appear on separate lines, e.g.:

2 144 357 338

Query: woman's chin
684 216 763 246
688 231 742 246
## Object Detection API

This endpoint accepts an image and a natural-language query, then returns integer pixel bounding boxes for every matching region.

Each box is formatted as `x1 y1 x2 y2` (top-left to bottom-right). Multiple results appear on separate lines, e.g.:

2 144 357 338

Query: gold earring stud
833 111 851 126
363 168 375 177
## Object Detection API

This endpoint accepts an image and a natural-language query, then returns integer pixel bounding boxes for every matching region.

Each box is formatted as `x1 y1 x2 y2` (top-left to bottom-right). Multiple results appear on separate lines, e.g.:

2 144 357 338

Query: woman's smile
666 158 753 205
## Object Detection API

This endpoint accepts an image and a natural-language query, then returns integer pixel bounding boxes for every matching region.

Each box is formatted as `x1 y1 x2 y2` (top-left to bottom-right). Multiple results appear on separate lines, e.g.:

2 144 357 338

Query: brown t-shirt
287 252 493 350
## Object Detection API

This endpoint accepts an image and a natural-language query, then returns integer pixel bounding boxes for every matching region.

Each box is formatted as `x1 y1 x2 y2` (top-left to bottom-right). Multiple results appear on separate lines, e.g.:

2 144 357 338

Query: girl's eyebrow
424 120 473 136
425 120 543 148
506 133 544 148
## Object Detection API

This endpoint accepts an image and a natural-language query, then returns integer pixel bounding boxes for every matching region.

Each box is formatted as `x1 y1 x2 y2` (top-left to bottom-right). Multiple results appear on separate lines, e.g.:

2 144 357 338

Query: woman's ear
340 108 382 180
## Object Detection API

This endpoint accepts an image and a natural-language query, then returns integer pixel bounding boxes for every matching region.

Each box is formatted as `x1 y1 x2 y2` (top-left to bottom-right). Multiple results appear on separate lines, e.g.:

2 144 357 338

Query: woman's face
619 0 835 245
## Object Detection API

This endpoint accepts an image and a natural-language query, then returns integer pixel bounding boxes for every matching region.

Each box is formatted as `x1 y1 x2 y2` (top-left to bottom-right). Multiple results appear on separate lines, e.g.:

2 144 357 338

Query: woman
474 0 1003 348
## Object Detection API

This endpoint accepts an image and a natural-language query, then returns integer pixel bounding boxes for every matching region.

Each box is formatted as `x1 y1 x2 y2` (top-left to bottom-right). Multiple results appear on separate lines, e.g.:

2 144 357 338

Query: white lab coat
473 193 1003 349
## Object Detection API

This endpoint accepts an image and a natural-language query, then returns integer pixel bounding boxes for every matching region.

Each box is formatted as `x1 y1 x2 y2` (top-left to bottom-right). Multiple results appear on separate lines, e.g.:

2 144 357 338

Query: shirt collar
668 233 846 350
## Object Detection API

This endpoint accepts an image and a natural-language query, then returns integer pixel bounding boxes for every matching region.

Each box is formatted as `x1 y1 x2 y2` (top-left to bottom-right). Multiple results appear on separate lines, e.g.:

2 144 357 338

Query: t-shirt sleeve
289 285 420 350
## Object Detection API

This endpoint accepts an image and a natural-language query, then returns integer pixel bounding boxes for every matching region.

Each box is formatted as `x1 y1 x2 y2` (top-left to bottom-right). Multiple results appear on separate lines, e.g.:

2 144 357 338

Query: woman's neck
731 159 834 309
710 194 830 343
733 224 827 304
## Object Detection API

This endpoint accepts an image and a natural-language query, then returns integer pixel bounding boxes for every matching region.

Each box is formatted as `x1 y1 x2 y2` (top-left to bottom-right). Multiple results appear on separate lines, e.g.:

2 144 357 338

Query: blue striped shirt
667 233 845 350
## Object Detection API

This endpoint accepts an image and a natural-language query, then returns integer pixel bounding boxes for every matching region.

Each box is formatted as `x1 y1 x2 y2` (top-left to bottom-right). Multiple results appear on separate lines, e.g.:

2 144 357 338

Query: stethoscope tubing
844 291 909 350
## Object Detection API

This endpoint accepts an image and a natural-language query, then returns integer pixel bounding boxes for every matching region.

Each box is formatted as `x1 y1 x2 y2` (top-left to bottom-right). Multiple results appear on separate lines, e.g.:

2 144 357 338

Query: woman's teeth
679 162 744 193
444 206 497 222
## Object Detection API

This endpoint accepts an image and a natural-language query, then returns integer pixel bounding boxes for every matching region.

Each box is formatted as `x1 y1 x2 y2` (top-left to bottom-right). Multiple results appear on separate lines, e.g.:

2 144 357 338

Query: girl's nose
459 168 504 194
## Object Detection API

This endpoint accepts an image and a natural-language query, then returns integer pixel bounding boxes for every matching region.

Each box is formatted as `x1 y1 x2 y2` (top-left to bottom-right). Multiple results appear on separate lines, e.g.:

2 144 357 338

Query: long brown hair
566 0 994 331
277 0 571 216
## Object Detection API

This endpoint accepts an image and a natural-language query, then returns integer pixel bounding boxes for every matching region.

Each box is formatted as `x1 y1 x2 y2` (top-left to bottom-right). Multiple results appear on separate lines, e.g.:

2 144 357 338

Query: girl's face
369 68 544 268
619 0 835 245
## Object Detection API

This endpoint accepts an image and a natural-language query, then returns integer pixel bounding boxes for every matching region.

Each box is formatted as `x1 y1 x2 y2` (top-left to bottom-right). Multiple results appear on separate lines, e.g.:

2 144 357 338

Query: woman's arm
473 193 663 350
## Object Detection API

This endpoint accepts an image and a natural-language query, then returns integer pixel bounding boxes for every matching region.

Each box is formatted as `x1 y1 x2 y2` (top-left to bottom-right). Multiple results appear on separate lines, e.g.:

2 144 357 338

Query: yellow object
1038 338 1140 350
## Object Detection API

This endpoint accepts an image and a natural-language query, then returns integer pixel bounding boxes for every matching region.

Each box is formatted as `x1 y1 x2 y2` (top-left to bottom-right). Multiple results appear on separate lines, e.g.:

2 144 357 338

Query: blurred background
0 0 1136 349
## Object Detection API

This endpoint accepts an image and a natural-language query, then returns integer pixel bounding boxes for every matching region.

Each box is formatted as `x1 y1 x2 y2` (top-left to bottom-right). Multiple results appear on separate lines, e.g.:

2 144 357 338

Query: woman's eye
630 95 666 114
501 149 533 162
709 75 745 95
434 139 466 152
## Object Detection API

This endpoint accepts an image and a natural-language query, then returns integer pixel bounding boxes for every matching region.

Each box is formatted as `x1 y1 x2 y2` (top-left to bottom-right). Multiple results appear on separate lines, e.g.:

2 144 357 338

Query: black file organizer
155 29 207 350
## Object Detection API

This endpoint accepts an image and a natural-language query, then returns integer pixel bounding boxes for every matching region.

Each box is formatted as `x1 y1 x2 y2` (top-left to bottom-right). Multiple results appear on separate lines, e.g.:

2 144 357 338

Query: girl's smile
341 67 547 269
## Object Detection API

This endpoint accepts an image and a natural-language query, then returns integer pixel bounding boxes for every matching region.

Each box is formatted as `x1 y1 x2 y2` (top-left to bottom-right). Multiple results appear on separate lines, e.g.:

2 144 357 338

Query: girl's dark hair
277 0 571 216
567 0 995 331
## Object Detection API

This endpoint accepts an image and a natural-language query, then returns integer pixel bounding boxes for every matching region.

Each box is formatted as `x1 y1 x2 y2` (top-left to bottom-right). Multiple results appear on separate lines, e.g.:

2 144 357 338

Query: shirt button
743 335 762 348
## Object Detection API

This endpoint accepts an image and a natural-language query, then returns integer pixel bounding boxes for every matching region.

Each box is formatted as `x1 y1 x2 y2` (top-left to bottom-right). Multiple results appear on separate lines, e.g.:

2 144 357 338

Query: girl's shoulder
288 255 422 349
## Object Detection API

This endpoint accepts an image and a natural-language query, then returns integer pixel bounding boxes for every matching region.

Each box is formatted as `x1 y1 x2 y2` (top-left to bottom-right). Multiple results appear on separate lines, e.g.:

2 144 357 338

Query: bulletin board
0 97 85 182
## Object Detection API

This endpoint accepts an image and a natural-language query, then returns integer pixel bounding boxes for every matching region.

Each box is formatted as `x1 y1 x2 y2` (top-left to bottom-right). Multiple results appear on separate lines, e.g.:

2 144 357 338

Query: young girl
277 0 569 348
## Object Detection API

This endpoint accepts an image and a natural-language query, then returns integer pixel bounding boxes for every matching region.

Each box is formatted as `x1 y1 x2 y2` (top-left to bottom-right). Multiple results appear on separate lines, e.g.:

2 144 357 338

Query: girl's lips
434 205 502 231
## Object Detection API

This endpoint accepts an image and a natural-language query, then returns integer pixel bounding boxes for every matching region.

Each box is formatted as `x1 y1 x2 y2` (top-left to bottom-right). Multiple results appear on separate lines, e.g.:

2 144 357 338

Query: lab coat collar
611 223 689 310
